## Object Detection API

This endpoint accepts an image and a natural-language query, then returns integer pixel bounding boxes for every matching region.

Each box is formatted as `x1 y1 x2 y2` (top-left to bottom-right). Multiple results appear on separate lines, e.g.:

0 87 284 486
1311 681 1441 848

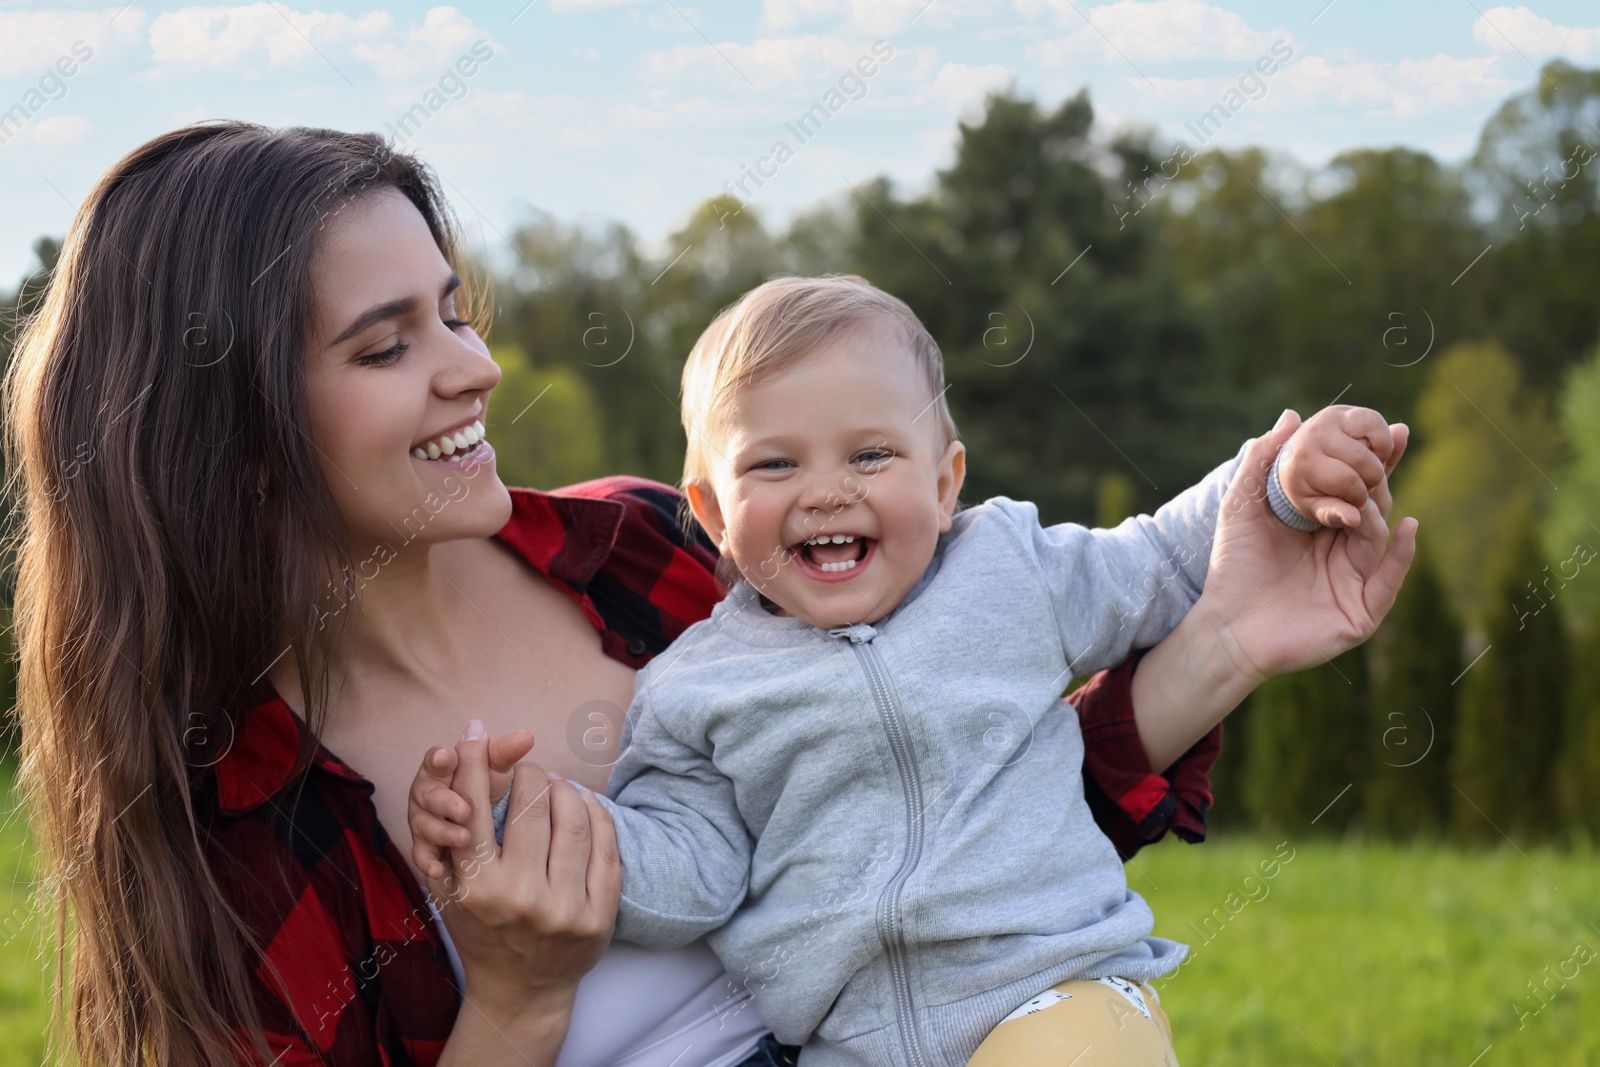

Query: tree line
4 62 1600 840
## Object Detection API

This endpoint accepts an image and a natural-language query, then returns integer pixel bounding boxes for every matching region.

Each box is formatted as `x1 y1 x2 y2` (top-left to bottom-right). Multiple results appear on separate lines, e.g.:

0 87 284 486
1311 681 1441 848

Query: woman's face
304 189 511 559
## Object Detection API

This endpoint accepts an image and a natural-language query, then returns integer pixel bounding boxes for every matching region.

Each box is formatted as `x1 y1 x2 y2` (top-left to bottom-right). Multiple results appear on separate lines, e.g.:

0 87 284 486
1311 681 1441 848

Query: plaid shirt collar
211 485 631 818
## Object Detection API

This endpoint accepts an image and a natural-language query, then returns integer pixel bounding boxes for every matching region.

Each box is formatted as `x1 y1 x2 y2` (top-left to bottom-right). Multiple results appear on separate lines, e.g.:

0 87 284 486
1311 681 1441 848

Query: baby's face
690 321 965 629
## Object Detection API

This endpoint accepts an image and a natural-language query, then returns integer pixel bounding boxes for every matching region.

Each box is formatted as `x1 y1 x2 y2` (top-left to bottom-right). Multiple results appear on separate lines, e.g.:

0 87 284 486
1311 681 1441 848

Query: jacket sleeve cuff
1267 449 1321 531
1069 649 1223 860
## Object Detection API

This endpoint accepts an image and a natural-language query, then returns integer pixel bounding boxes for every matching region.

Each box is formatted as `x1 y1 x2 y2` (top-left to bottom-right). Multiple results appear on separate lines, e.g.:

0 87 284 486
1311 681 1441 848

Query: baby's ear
936 440 967 531
686 481 731 554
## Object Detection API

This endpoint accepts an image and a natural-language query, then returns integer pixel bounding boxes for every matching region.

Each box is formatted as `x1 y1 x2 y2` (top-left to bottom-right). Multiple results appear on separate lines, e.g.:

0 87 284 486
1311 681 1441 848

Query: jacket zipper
847 637 930 1067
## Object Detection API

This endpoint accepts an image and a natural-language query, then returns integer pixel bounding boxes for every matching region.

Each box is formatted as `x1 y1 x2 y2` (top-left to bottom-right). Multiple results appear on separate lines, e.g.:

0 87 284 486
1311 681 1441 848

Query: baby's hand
408 724 534 880
1274 405 1409 529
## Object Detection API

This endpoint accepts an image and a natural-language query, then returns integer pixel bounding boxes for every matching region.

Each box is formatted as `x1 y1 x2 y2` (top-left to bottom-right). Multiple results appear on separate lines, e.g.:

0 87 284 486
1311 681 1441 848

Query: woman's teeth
411 420 485 462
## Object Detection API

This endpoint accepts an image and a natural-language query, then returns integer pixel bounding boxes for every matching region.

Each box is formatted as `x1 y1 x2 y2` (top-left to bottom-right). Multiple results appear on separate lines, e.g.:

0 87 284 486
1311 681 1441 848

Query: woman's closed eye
357 313 472 366
358 340 408 367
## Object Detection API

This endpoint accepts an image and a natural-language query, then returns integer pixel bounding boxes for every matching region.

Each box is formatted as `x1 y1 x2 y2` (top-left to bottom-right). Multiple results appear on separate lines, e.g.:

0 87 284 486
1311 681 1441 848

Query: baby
413 275 1397 1065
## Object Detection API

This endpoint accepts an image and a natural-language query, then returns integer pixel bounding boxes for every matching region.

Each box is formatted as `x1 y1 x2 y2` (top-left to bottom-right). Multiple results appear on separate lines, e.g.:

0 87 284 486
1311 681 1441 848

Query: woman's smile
410 417 489 463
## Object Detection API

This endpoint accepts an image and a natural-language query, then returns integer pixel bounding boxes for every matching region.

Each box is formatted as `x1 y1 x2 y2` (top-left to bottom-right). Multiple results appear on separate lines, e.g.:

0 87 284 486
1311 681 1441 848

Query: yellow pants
966 977 1178 1067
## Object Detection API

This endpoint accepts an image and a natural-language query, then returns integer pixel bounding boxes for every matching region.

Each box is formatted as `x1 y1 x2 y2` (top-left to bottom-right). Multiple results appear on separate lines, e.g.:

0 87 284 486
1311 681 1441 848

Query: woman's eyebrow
328 273 464 347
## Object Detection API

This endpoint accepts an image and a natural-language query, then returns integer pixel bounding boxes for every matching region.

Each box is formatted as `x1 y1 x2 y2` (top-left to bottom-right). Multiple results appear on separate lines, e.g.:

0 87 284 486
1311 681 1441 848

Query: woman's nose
439 334 501 397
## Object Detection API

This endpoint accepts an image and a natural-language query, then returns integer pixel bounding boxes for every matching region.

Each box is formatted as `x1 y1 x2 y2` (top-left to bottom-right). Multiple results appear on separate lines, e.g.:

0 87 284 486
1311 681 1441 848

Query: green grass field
1137 833 1599 1065
0 760 1593 1065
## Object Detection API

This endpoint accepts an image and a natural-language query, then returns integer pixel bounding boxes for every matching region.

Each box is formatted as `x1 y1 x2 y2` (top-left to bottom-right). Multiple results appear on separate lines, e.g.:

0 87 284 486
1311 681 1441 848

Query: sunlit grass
1138 833 1599 1065
0 764 1594 1065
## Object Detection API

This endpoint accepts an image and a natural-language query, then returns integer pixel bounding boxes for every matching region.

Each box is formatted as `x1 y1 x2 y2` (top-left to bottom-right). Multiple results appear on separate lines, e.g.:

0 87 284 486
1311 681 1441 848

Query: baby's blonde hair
680 274 958 487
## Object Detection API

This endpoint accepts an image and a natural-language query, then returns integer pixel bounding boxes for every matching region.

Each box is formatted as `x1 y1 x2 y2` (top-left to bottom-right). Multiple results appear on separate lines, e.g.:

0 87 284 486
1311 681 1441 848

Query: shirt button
627 637 649 657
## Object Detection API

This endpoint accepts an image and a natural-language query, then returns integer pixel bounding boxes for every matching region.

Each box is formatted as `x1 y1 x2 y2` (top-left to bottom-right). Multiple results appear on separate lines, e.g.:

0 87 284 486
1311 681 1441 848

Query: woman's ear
685 481 731 555
936 440 966 532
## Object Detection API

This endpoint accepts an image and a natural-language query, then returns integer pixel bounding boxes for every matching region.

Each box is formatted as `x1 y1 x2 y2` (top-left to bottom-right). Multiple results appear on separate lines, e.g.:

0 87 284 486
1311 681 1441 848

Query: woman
4 124 1414 1067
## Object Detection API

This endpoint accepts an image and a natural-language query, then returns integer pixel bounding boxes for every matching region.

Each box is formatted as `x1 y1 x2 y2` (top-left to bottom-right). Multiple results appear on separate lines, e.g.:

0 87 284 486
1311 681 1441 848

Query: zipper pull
828 622 878 644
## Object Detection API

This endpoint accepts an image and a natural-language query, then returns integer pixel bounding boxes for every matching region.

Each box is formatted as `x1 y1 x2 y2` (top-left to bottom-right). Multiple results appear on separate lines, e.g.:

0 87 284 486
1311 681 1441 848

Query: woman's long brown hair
2 123 473 1065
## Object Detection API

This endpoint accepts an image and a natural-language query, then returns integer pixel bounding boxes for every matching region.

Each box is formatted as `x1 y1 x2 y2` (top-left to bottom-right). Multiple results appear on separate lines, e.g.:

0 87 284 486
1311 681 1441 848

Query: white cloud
1029 0 1291 66
763 0 1007 35
0 8 146 77
644 34 901 94
548 0 649 11
148 4 391 70
1143 51 1514 139
1472 6 1600 61
30 114 91 148
922 61 1013 113
146 4 495 84
352 7 497 84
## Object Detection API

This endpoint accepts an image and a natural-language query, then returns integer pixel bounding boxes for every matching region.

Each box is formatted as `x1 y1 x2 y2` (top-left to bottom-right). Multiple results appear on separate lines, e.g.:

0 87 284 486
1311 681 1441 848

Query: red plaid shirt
202 477 1220 1065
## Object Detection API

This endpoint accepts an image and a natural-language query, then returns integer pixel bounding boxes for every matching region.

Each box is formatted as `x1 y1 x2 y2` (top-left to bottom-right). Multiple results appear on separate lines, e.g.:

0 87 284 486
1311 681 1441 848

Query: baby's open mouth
798 534 871 573
411 419 486 463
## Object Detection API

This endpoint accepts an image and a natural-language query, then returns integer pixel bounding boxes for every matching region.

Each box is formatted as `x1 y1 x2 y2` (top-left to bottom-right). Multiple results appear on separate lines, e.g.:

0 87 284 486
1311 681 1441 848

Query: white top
427 896 766 1067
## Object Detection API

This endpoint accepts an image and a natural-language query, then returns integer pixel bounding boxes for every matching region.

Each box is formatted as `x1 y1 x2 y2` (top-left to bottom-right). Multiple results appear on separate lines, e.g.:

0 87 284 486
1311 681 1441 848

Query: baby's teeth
452 431 470 451
412 447 428 461
819 559 858 573
426 441 442 460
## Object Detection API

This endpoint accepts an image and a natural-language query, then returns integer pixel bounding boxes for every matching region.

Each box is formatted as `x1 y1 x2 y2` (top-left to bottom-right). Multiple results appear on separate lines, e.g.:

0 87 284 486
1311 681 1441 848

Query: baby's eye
854 449 893 466
753 459 794 471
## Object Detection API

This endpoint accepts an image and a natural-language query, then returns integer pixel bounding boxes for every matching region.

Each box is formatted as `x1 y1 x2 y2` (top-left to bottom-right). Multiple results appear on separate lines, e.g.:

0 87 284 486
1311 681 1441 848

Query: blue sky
1 1 1598 283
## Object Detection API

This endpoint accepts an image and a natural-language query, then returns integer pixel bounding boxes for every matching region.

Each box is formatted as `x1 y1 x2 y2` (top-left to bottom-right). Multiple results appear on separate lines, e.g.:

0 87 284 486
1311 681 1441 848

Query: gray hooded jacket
498 439 1279 1065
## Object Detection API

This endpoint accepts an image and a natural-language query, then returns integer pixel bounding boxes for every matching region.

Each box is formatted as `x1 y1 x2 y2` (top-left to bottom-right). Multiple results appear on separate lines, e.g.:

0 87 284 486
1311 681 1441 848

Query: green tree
485 347 607 491
1543 342 1600 633
1243 646 1369 835
849 91 1255 525
1451 502 1569 842
1397 341 1560 630
1468 60 1600 390
0 238 60 754
1558 591 1600 840
1362 543 1462 837
1206 694 1254 833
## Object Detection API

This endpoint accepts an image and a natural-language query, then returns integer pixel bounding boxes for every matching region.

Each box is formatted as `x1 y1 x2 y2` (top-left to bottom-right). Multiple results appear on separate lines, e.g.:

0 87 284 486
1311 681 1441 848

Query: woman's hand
1130 410 1418 770
1206 409 1417 685
413 722 621 1065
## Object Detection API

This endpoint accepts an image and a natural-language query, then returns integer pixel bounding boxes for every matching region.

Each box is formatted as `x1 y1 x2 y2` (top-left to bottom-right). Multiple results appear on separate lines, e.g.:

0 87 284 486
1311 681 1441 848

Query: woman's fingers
1228 409 1301 518
1362 515 1419 624
583 791 622 911
1384 423 1409 476
453 720 497 847
545 778 593 898
500 759 554 879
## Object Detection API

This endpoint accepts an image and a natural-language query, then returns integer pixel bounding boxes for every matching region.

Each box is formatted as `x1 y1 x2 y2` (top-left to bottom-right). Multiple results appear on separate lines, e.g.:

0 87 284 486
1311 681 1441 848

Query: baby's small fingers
424 745 458 782
1311 433 1387 491
487 730 536 774
1303 494 1363 528
412 810 473 850
1302 455 1371 508
1337 407 1395 461
411 836 447 881
415 782 472 825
